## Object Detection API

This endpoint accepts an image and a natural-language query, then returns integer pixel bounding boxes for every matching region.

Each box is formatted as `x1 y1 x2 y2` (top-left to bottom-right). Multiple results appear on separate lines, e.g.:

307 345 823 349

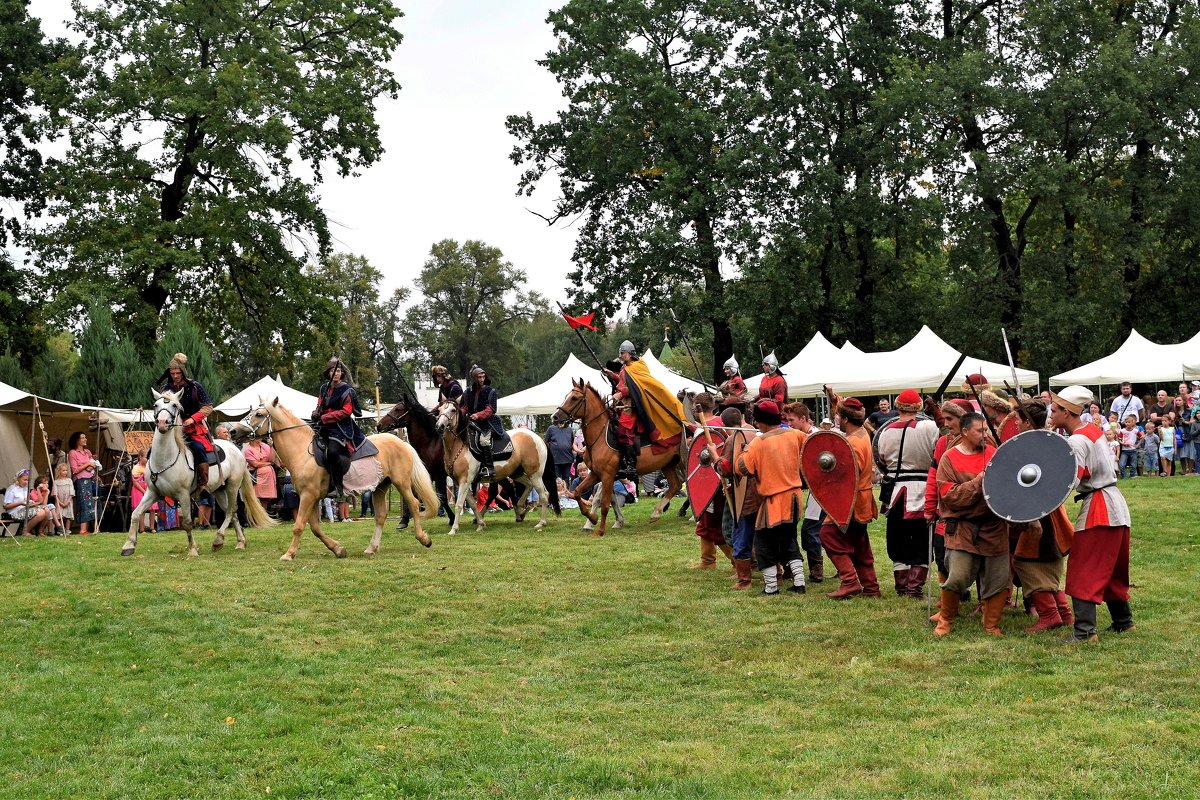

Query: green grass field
1 480 1197 799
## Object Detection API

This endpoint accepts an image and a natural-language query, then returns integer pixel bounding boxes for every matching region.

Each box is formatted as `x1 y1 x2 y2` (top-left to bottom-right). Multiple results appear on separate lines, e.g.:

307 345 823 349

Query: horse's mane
269 400 303 427
403 395 439 438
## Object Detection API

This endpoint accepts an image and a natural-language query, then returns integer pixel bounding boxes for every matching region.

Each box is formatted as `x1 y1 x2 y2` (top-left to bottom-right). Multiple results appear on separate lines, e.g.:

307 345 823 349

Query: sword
1001 328 1021 397
965 366 1002 445
934 352 968 401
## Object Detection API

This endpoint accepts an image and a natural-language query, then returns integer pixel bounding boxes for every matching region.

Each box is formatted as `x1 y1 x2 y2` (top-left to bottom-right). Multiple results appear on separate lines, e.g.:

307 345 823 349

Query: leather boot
933 571 948 608
1062 598 1099 643
807 552 824 583
690 539 717 570
1023 591 1064 632
479 444 495 479
1105 599 1136 633
195 461 210 492
732 558 753 590
1054 591 1073 626
718 542 735 567
825 553 862 600
981 592 1008 637
933 589 961 636
858 564 882 598
909 566 930 599
893 567 911 598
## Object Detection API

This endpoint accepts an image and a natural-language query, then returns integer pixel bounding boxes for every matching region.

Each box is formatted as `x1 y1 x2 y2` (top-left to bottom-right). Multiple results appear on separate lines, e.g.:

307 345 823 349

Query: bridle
247 405 315 439
553 388 608 450
148 400 186 485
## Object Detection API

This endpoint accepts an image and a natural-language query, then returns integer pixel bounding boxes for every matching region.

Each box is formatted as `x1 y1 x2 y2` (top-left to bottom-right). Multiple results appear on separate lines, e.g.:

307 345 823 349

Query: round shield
800 429 858 531
983 429 1077 523
998 412 1021 444
725 429 750 519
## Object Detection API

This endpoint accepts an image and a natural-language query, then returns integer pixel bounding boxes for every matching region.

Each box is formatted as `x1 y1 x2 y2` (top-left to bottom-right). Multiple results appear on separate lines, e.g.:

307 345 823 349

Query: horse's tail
240 469 277 528
541 452 561 516
408 444 440 520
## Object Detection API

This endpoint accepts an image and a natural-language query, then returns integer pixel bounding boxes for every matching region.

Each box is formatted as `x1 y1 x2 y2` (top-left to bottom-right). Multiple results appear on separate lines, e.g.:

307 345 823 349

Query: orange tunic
848 427 878 524
735 427 808 528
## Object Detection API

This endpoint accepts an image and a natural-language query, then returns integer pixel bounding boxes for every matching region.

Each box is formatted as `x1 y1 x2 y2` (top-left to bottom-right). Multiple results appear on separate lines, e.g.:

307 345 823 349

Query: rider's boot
195 461 209 493
479 444 495 479
618 441 639 480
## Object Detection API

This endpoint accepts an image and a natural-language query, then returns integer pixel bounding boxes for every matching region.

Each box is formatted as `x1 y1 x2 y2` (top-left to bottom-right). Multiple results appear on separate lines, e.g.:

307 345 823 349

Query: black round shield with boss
983 429 1077 523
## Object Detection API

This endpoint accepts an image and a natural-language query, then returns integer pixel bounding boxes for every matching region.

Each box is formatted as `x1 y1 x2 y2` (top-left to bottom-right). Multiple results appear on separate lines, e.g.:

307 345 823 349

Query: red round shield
686 429 726 514
800 430 859 531
999 411 1021 444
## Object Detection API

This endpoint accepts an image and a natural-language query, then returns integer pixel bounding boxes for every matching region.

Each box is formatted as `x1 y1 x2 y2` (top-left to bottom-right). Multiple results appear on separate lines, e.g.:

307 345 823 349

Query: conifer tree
154 307 223 403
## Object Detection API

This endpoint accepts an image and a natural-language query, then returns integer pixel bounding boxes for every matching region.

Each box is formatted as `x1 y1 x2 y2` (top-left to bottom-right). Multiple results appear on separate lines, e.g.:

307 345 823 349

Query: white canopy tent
744 332 843 394
213 375 321 421
497 354 608 416
1050 329 1200 386
640 349 710 396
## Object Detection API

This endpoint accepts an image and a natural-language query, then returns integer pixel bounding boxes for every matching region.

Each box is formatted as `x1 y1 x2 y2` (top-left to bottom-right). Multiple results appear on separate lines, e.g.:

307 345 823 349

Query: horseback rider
430 364 464 410
462 364 503 478
756 351 787 405
717 355 749 411
602 340 684 480
156 352 215 491
312 356 366 496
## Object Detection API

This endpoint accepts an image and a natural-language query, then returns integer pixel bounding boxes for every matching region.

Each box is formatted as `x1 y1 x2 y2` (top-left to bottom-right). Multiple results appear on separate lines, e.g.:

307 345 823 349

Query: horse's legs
365 487 388 556
572 472 600 529
526 475 550 530
447 480 468 536
178 494 198 557
281 493 314 560
121 489 160 556
211 484 233 551
651 463 683 523
594 480 613 538
513 480 533 522
399 483 432 548
307 504 346 558
231 484 247 550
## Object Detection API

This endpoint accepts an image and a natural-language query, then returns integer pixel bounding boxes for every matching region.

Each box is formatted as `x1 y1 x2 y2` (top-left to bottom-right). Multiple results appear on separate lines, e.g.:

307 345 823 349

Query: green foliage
66 302 150 407
405 239 543 387
0 345 27 389
154 306 223 403
27 0 404 346
30 330 76 399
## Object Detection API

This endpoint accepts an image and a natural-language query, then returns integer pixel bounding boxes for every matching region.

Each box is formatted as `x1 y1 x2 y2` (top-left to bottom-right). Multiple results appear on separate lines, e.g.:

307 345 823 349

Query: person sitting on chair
462 364 503 478
312 356 366 496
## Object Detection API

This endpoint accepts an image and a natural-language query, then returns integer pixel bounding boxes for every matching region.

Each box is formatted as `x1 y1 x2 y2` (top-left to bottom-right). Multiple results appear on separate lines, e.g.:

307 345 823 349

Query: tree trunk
1121 136 1150 332
695 208 732 384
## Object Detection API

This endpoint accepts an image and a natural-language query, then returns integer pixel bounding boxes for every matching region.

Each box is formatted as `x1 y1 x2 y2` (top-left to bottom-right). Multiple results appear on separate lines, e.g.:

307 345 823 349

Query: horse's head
246 395 279 439
553 379 588 426
378 396 409 433
434 401 459 434
152 388 183 434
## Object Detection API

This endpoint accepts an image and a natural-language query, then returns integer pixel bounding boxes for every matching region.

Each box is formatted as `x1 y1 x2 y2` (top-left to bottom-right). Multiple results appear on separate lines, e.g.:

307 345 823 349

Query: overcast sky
32 1 579 305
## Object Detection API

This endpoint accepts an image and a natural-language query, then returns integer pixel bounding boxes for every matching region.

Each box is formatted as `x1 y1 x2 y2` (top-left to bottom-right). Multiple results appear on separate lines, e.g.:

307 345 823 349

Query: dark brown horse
377 394 458 523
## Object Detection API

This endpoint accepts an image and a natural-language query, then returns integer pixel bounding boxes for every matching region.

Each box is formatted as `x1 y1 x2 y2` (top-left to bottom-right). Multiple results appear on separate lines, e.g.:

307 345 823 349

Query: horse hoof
649 513 661 523
188 548 200 557
534 522 545 530
416 532 432 548
363 548 377 557
280 553 294 562
336 547 348 558
235 542 245 551
590 530 604 538
120 547 135 557
212 541 224 552
613 522 623 529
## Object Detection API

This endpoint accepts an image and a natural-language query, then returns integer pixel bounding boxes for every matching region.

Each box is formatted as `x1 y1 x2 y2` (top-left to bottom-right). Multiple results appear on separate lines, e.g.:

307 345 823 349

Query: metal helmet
723 355 739 374
619 340 636 354
762 351 778 373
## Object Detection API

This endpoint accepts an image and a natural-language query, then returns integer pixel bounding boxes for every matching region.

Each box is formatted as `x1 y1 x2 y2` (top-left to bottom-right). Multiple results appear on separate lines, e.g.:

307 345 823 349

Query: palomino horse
376 394 460 524
433 402 558 535
246 396 439 560
552 379 686 536
122 389 275 557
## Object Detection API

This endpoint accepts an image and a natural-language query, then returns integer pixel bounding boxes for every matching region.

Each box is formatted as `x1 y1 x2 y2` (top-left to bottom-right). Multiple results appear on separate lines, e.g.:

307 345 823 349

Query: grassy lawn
1 479 1197 799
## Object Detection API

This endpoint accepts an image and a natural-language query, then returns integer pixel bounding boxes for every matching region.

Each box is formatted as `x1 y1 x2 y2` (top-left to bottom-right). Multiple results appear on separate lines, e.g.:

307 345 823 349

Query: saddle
467 427 513 462
311 435 380 469
604 423 651 452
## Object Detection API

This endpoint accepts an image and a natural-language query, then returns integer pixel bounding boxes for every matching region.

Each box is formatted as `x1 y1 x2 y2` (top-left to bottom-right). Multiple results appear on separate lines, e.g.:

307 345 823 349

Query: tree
154 306 224 403
67 302 150 408
405 240 541 385
30 331 77 400
508 0 760 382
28 0 404 347
0 346 27 389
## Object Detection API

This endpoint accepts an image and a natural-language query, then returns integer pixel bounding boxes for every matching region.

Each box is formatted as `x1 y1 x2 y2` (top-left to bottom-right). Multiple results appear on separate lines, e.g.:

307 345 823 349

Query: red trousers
1065 525 1130 604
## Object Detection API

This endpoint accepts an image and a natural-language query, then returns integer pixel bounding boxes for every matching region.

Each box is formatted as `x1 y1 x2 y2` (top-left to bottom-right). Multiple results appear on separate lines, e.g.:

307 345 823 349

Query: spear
667 309 718 391
556 302 607 373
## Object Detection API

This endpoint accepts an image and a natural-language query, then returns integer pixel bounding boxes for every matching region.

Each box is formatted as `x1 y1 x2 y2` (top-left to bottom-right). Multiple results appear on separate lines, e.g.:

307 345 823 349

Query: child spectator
32 475 65 535
1105 428 1120 474
1118 415 1141 479
1158 413 1176 476
53 463 74 534
1141 422 1161 478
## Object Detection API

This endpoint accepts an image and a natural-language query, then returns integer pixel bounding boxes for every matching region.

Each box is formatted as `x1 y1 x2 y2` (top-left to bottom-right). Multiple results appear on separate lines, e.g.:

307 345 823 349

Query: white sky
31 0 579 305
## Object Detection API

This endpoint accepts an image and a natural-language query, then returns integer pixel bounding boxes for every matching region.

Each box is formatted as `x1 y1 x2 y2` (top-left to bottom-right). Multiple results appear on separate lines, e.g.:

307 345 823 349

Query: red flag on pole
561 310 598 331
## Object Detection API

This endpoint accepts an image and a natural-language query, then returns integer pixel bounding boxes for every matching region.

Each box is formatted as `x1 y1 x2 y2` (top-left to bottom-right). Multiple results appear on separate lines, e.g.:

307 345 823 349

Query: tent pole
96 414 136 534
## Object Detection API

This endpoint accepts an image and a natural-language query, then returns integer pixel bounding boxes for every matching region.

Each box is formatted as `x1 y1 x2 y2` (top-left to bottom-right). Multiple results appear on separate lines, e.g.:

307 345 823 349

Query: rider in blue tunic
462 364 503 478
312 357 366 495
156 352 215 489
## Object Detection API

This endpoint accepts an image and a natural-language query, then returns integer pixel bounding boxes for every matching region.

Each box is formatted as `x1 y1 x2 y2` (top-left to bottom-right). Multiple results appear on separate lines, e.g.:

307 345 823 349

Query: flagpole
557 302 607 373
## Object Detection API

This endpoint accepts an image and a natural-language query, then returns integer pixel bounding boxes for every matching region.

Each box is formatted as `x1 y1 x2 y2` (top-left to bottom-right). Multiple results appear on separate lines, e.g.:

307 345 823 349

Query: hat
941 398 974 418
167 352 189 376
819 417 833 427
837 397 866 423
723 355 739 373
762 351 779 371
15 468 29 479
754 399 782 425
619 340 636 354
322 356 354 385
895 389 922 412
469 364 486 379
1192 380 1200 387
1051 385 1093 415
979 389 1014 414
961 373 990 394
431 365 449 378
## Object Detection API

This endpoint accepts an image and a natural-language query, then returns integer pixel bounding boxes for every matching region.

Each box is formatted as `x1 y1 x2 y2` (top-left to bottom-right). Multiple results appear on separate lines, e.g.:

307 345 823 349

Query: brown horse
377 394 459 524
246 396 439 560
552 379 686 536
433 402 557 535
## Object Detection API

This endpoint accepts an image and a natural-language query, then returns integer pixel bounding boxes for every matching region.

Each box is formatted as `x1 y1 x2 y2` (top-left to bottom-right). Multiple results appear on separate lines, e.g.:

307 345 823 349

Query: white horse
433 402 556 535
121 389 275 557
